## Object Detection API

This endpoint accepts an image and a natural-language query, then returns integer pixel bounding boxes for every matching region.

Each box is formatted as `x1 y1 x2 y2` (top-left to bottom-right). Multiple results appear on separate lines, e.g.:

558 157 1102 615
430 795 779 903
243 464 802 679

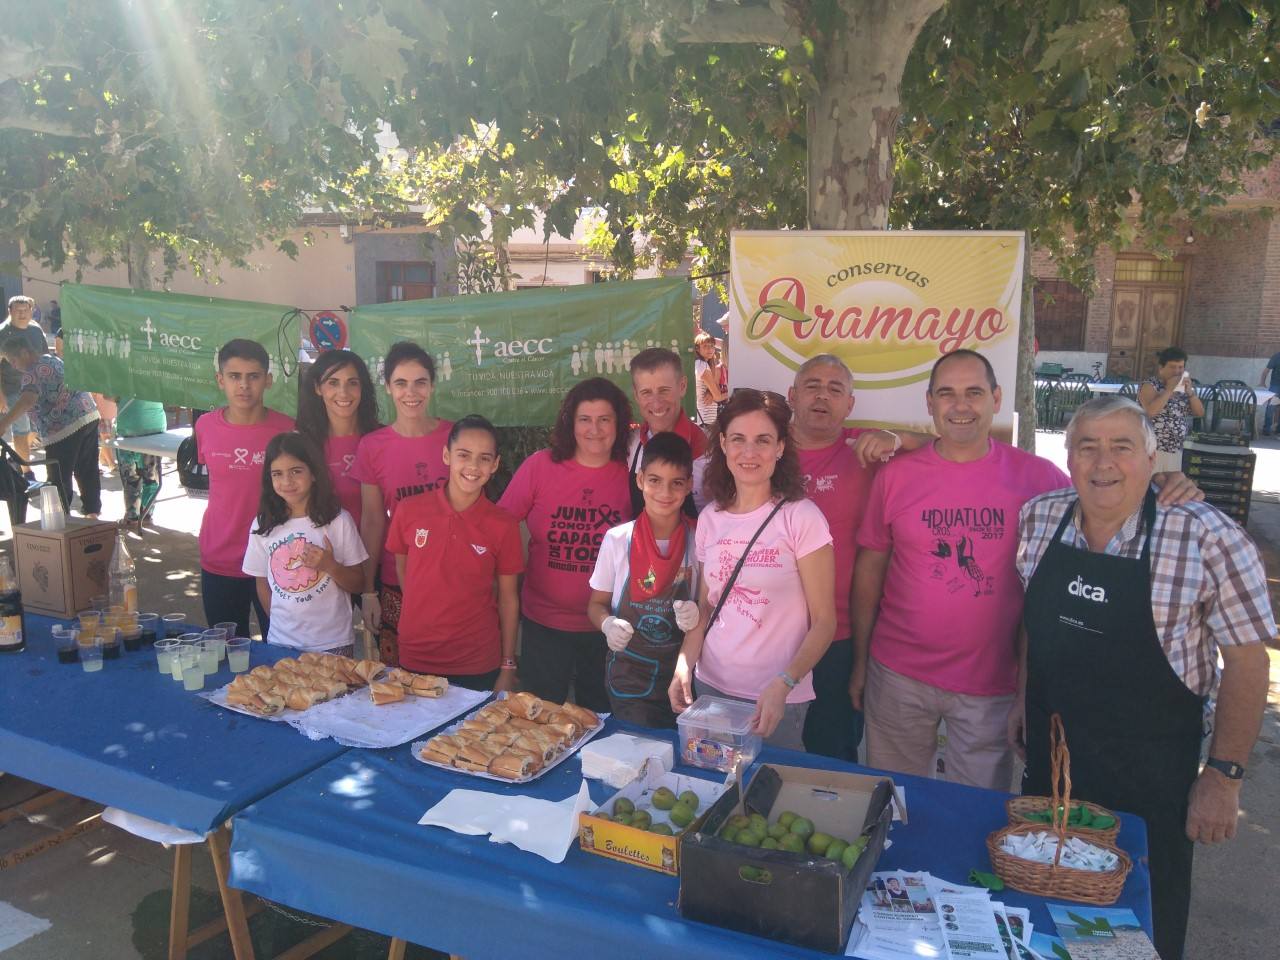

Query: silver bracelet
778 671 798 689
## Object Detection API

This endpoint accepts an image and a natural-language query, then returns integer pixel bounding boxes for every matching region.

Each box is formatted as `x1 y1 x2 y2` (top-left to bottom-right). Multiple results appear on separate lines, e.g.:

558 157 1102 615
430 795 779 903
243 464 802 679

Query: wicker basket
987 715 1131 905
1006 795 1120 846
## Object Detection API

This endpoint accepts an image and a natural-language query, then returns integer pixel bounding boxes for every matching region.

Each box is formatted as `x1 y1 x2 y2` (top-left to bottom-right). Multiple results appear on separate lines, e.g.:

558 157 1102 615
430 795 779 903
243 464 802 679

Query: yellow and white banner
729 231 1024 433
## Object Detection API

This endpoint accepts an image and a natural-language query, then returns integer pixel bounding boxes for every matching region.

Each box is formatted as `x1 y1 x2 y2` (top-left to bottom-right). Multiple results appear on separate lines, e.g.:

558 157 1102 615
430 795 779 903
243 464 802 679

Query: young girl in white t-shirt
243 432 369 654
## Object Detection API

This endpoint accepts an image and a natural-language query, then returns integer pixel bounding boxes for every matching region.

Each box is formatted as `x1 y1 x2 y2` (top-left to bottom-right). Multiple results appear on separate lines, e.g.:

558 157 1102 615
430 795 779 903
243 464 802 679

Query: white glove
602 616 634 652
673 599 700 632
360 592 381 633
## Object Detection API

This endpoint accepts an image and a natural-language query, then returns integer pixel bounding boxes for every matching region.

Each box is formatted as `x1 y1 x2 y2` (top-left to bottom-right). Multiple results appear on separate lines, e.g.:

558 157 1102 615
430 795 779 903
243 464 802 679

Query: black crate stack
1182 435 1255 526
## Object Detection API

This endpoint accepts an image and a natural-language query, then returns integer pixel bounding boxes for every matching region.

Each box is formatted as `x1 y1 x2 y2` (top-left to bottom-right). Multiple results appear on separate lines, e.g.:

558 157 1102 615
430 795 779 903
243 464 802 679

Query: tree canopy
3 0 1276 292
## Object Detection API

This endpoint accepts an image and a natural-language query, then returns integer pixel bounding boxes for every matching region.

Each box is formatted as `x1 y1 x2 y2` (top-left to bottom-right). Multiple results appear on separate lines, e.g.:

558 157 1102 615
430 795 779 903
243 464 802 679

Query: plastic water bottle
109 531 138 612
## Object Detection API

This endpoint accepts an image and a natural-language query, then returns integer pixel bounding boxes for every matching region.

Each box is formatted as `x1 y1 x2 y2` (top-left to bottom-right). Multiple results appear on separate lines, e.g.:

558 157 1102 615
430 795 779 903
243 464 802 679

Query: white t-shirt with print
589 519 699 611
242 510 368 651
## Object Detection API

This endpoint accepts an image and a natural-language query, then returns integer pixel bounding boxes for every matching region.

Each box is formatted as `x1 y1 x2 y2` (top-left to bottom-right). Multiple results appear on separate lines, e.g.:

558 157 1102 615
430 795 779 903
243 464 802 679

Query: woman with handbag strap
668 388 836 750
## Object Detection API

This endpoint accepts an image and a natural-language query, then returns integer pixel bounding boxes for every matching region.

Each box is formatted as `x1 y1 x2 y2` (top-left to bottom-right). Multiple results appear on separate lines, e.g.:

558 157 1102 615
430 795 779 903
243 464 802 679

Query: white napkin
102 807 207 845
579 733 674 787
418 781 593 863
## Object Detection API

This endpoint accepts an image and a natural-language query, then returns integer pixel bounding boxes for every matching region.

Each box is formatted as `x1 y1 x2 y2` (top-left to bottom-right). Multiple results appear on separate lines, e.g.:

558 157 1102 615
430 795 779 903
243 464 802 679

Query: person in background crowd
0 296 47 473
1259 348 1280 436
854 349 1202 791
352 341 452 666
387 415 523 691
626 346 705 517
1139 346 1204 472
669 389 835 750
115 397 168 529
243 432 367 655
499 378 633 711
47 299 61 337
693 332 726 429
589 431 699 728
296 349 381 530
788 354 929 761
195 338 294 639
1013 396 1271 960
0 332 101 517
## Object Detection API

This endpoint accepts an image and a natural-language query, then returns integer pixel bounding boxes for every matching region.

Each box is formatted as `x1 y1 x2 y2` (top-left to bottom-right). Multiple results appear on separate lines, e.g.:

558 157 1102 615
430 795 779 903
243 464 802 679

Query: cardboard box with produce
579 762 725 875
678 763 901 954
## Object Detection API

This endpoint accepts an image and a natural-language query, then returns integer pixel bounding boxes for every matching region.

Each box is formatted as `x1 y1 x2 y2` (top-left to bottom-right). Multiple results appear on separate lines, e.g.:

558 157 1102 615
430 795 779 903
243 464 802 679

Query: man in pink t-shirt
196 339 295 638
854 350 1069 790
789 354 929 761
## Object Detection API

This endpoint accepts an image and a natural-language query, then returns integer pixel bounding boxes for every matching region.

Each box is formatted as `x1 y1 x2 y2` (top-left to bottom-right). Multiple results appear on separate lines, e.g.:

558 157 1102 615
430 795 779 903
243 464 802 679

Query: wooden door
1107 284 1184 380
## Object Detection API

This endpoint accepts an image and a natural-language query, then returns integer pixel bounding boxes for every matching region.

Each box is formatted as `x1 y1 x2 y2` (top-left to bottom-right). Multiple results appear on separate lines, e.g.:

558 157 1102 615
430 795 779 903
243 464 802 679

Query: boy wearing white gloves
588 432 699 728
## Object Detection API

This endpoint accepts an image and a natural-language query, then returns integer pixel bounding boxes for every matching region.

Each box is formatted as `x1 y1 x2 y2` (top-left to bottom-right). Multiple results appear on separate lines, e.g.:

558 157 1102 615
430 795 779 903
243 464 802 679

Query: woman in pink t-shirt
498 378 633 712
669 389 835 751
351 342 452 665
295 350 381 529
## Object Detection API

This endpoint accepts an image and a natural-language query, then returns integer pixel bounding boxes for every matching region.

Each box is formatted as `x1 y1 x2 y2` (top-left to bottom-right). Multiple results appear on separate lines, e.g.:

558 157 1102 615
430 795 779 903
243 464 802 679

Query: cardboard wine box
678 763 901 954
12 518 115 618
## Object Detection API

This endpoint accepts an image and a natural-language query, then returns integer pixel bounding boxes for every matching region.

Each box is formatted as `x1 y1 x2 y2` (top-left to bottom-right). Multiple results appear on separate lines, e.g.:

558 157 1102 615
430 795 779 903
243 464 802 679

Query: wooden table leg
207 826 257 960
168 843 192 960
387 938 407 960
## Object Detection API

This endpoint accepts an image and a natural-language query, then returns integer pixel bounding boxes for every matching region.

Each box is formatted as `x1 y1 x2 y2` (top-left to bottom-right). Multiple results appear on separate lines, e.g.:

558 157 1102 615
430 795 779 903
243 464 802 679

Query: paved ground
0 437 1277 959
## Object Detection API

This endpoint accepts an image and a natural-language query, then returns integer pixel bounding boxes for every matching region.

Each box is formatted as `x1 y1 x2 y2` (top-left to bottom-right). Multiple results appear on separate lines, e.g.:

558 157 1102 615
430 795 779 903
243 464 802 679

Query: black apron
1023 490 1203 960
629 439 700 520
605 526 694 729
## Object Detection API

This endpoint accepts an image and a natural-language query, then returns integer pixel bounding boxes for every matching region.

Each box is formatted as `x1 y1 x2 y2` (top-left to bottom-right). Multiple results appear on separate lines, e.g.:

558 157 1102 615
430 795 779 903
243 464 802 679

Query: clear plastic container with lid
676 694 761 773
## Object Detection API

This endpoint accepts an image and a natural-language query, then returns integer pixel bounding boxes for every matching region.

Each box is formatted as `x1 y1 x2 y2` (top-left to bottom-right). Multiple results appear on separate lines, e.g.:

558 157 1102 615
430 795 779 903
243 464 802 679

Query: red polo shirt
385 487 525 675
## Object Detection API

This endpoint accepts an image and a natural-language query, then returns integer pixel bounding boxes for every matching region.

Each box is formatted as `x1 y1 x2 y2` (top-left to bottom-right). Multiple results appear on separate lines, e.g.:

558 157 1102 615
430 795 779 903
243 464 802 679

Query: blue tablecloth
0 614 349 834
229 724 1152 958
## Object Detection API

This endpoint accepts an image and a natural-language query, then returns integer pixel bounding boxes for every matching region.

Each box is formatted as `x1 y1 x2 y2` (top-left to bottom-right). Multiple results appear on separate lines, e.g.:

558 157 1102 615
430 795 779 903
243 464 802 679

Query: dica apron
605 526 695 729
1023 490 1203 960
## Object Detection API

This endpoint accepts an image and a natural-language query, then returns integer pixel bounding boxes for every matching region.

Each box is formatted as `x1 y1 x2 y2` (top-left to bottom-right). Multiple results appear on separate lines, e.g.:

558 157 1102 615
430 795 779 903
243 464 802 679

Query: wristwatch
1205 757 1245 780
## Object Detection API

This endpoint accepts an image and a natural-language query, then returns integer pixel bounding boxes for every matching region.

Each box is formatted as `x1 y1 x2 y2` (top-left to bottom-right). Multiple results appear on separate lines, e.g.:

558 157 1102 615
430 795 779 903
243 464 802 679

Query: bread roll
369 680 405 705
354 659 384 683
250 665 275 680
409 675 447 698
506 692 544 720
559 703 599 729
487 753 534 780
299 652 323 665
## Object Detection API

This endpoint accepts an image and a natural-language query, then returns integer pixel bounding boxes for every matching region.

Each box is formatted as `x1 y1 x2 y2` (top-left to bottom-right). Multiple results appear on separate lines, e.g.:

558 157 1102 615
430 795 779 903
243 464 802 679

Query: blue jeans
1265 400 1278 434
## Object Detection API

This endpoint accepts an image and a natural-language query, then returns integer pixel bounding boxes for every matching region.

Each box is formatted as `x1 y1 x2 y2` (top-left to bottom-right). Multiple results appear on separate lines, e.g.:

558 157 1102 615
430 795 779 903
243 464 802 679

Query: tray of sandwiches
204 653 491 748
414 691 605 783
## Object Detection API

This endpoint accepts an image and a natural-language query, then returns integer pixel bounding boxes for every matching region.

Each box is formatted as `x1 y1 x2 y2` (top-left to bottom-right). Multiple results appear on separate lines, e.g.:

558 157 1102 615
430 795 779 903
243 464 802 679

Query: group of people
1 304 1268 959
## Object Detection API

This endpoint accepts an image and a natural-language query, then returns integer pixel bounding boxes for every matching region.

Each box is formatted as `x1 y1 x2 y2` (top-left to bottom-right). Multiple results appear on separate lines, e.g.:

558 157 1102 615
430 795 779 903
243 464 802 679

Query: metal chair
1048 377 1092 428
1210 380 1256 440
1034 380 1056 428
1118 380 1139 400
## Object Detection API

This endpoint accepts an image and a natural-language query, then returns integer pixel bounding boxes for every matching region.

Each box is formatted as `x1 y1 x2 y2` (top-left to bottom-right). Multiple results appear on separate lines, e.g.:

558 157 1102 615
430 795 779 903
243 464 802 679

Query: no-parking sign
309 310 348 350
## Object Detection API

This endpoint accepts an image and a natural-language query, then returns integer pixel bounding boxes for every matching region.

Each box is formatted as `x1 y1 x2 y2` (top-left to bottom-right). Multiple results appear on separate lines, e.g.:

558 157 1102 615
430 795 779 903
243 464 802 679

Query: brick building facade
1034 157 1280 387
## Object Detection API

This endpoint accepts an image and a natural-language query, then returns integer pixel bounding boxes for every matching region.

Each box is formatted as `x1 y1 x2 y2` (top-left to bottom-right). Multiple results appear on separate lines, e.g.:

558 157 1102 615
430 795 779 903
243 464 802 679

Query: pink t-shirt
325 433 363 529
694 498 832 704
856 440 1069 696
351 421 453 585
497 449 631 632
195 408 296 577
798 427 880 640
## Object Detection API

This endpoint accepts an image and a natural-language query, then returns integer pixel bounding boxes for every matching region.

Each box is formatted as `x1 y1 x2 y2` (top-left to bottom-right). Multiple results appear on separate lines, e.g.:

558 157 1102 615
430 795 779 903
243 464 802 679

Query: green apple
612 797 635 817
678 790 700 812
807 832 834 856
651 787 677 810
789 816 814 839
779 833 806 854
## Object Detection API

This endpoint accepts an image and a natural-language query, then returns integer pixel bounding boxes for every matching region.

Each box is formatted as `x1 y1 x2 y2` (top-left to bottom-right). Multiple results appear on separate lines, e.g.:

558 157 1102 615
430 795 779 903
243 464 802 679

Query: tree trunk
1016 234 1037 451
126 232 152 291
807 0 945 230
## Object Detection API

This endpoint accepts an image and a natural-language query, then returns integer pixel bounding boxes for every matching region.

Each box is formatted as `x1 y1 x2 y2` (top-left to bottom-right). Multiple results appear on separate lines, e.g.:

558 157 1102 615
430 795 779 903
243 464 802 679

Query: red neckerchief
635 415 705 457
629 511 691 600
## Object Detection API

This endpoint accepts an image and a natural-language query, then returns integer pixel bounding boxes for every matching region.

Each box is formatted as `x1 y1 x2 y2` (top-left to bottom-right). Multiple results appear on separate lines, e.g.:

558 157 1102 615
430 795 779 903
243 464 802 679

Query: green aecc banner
349 278 692 426
59 284 301 415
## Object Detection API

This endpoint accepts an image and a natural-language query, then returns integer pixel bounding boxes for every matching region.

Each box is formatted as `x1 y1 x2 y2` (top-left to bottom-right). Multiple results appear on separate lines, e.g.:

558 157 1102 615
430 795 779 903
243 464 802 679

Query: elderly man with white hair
1012 396 1272 960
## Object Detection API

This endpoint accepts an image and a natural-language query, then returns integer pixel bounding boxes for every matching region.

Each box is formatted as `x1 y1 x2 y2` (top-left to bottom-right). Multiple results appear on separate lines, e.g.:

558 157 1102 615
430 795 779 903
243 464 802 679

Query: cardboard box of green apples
677 764 902 953
578 761 726 875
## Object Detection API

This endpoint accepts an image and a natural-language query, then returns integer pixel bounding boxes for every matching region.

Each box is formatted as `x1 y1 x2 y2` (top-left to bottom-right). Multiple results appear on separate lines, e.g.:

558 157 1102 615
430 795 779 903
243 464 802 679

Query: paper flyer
847 872 1036 960
1047 905 1158 960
